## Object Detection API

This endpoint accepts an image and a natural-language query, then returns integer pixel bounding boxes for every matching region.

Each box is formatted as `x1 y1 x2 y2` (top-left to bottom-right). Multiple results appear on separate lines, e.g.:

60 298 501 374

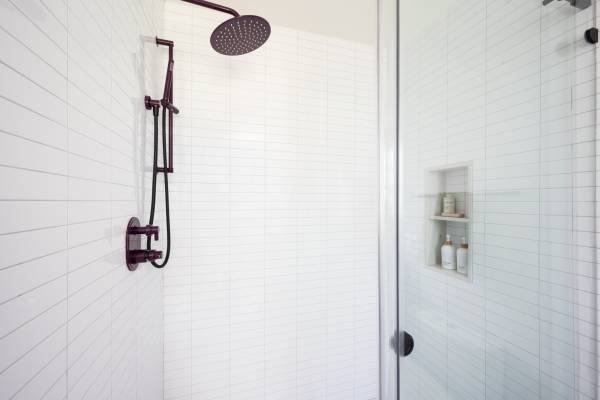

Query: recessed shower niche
424 163 472 281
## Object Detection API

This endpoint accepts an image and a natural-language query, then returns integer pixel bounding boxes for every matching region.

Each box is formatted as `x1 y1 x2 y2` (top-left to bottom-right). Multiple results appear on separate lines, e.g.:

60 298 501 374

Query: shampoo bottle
441 234 456 270
457 237 468 274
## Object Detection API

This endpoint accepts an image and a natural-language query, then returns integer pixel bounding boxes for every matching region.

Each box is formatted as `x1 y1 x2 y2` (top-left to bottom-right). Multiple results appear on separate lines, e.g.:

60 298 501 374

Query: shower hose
146 106 171 268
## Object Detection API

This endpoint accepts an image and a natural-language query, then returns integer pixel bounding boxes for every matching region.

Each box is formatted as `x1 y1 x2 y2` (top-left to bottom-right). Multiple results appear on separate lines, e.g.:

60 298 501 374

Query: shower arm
179 0 240 17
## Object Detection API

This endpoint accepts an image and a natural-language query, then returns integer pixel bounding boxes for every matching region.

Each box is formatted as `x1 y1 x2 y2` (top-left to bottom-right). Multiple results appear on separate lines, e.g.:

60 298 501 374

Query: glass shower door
397 0 598 399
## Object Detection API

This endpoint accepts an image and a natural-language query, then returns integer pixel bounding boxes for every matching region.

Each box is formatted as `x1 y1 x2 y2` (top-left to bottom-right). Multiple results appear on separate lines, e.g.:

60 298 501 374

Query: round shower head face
210 15 271 56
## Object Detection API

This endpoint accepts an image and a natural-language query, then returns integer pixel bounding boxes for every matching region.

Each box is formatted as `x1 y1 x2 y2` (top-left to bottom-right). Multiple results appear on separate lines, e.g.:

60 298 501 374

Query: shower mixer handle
145 250 163 262
128 225 160 240
127 250 163 264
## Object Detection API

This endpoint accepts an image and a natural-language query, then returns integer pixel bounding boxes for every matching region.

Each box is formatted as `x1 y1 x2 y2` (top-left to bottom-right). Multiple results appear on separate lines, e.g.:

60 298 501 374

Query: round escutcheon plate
126 217 141 271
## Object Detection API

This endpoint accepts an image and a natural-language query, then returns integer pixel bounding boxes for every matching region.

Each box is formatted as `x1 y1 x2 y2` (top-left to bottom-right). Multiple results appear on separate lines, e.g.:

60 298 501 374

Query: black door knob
585 27 598 44
402 331 414 357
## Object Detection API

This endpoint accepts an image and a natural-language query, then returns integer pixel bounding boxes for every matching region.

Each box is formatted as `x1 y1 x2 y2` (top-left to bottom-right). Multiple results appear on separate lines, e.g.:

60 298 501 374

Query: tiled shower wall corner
400 1 598 399
0 1 165 399
162 1 380 399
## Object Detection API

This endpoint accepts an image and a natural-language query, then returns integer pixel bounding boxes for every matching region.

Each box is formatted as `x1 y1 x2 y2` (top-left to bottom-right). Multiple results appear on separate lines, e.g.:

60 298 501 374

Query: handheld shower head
180 0 271 55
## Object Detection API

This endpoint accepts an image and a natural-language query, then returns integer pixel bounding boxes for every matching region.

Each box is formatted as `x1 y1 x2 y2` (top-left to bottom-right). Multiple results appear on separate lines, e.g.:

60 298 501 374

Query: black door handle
401 331 414 357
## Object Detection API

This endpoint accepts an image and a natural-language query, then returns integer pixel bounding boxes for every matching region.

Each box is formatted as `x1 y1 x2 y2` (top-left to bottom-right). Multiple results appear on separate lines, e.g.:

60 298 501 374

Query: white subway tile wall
0 0 165 399
400 0 598 399
162 1 379 399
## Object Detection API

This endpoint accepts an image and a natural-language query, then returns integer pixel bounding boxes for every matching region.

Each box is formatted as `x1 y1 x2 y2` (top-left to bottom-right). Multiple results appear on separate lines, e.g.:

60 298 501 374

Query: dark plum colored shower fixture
127 0 271 270
181 0 239 17
182 0 271 56
211 15 271 56
126 217 162 271
141 0 271 177
145 37 177 174
127 37 177 270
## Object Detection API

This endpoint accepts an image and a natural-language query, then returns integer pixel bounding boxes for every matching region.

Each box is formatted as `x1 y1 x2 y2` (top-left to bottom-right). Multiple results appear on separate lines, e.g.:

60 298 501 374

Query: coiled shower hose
147 106 171 268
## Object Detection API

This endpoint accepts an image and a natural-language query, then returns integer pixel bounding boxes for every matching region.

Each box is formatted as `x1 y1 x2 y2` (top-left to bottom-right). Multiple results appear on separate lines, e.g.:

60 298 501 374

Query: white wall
399 0 463 46
399 0 598 399
162 1 380 399
217 0 377 45
0 0 165 399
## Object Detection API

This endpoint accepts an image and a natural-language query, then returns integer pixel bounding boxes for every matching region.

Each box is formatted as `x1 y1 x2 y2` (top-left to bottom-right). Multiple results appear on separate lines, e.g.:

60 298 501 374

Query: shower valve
126 217 163 271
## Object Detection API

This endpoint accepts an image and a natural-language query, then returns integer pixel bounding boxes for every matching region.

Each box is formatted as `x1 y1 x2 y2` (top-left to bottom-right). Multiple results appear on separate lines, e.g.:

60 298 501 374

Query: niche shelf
430 216 470 223
424 162 473 282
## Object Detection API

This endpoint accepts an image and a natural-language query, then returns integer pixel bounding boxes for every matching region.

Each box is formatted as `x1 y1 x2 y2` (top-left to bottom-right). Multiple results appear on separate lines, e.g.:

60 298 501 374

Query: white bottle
441 234 456 270
457 237 468 274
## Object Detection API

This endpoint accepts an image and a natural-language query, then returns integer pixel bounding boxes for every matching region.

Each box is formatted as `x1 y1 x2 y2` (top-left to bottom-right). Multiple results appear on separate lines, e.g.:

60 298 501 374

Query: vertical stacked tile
446 14 487 399
189 8 229 399
227 25 268 400
324 36 356 400
296 31 329 400
417 10 449 400
264 27 299 400
353 42 379 399
162 1 380 399
162 2 193 399
485 1 542 398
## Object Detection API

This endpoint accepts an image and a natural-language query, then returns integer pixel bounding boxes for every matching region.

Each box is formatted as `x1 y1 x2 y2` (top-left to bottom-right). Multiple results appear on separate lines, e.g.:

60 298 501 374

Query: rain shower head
211 15 271 55
180 0 271 55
